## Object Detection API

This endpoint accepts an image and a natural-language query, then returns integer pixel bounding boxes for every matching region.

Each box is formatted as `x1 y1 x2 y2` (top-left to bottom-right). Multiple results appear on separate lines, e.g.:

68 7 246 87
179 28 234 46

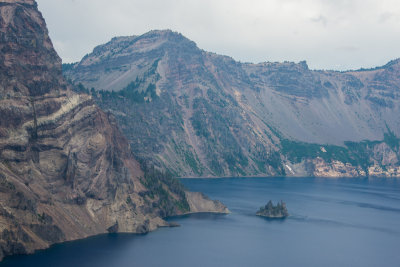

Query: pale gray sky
36 0 400 70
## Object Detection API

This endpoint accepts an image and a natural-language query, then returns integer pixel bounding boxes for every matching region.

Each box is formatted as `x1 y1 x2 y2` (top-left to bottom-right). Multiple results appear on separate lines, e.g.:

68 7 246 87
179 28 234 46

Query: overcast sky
36 0 400 70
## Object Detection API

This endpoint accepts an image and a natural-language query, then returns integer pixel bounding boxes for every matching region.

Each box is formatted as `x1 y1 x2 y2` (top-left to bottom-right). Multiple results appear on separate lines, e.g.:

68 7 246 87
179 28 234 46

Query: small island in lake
256 200 289 218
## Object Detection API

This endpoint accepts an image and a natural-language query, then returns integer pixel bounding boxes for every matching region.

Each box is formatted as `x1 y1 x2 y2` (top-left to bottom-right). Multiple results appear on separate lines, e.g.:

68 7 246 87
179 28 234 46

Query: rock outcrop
185 192 229 214
64 30 400 178
0 1 227 261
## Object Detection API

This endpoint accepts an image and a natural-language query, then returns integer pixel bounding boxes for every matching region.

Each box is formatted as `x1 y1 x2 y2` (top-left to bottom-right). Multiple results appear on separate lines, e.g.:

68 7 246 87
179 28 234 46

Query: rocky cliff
0 1 227 261
64 30 400 178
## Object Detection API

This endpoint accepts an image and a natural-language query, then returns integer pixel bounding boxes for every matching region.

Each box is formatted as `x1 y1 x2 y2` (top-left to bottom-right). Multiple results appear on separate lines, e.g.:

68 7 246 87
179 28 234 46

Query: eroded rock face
185 192 229 214
0 1 228 261
64 30 400 178
64 31 285 178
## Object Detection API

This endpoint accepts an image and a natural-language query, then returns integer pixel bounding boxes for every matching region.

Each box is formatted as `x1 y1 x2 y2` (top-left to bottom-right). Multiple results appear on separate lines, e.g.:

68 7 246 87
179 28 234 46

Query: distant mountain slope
64 30 400 178
0 2 227 261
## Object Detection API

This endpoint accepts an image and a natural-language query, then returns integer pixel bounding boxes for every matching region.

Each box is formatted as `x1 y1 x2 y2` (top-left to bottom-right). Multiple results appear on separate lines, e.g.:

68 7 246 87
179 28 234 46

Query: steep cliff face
0 1 227 261
64 30 400 178
64 31 400 177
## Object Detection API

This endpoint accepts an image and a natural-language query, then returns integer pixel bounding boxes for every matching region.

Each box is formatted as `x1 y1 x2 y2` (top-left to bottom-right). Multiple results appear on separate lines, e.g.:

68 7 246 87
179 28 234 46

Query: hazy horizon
36 0 400 71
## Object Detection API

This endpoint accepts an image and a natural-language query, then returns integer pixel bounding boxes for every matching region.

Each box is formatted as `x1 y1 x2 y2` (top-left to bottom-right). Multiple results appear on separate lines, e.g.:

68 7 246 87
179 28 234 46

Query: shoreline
0 209 231 263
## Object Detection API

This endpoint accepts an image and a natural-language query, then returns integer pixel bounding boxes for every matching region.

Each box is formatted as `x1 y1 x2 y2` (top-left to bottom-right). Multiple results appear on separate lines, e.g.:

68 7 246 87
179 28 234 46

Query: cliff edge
0 0 227 261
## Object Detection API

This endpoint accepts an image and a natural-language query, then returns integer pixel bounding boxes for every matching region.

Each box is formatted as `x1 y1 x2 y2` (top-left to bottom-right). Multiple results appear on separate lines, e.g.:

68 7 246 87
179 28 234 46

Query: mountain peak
0 0 63 98
68 29 201 91
0 0 36 5
130 29 197 50
142 29 188 40
102 29 193 47
85 29 196 61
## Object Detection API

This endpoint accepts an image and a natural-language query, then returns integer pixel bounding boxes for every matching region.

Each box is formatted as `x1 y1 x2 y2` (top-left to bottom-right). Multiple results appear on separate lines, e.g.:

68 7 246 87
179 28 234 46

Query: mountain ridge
64 30 400 178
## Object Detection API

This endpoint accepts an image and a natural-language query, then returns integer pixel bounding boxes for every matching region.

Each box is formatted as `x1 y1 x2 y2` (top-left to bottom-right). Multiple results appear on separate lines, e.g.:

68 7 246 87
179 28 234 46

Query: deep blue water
2 177 400 267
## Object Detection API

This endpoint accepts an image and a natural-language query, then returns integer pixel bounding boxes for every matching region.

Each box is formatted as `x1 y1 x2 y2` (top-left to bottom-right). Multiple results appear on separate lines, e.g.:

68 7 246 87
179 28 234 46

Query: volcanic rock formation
65 30 400 178
0 0 228 261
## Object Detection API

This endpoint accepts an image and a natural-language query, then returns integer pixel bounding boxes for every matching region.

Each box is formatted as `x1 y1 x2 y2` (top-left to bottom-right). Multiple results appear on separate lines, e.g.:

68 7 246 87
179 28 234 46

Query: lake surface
2 177 400 267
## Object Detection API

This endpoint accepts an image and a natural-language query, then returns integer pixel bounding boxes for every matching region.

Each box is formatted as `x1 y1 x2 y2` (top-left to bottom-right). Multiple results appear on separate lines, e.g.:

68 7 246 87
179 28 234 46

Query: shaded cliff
0 1 227 261
64 30 400 178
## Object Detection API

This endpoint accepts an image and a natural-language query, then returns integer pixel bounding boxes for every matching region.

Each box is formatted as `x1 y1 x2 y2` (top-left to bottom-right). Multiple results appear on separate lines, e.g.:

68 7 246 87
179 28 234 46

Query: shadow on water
293 194 400 213
256 216 288 224
290 215 399 234
0 233 143 267
337 200 400 213
166 212 230 221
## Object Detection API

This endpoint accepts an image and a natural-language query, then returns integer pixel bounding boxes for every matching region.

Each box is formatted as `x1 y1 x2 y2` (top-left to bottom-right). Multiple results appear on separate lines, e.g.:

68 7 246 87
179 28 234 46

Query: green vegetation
97 79 157 103
75 83 90 94
190 95 251 176
62 63 76 72
281 136 399 173
0 172 15 191
250 146 285 175
171 140 202 175
126 196 133 205
281 140 352 164
139 160 190 217
190 108 210 138
266 151 285 175
343 141 378 170
256 200 289 218
367 96 393 108
384 126 400 150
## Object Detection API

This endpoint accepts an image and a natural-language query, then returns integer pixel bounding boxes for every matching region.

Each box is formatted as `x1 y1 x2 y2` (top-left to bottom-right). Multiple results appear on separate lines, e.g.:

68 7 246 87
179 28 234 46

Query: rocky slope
0 1 227 261
64 30 400 178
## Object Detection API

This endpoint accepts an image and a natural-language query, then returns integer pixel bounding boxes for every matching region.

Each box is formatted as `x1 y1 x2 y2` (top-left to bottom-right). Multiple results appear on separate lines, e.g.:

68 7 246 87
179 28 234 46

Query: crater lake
2 177 399 267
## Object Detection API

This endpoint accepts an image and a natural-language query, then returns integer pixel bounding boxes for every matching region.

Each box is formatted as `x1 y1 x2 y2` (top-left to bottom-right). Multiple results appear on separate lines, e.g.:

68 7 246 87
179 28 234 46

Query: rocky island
256 201 289 218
